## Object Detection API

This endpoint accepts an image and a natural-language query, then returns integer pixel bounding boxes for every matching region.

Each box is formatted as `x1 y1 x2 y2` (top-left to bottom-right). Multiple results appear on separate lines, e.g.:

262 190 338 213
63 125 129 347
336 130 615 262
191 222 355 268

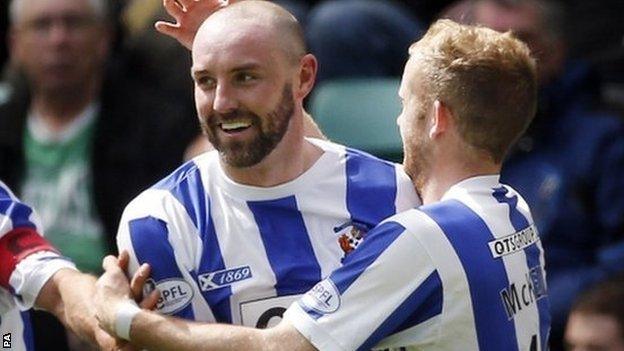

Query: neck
221 108 323 187
419 152 500 205
31 78 100 132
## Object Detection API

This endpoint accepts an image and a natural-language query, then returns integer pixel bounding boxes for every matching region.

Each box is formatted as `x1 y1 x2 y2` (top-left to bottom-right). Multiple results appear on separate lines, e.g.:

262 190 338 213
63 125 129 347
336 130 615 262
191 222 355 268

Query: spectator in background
564 276 624 351
0 0 193 348
450 0 624 348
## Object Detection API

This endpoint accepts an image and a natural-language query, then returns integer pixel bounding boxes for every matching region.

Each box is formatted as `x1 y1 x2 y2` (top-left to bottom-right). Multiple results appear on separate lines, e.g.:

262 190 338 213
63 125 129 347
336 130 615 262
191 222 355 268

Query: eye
195 75 216 90
234 72 257 84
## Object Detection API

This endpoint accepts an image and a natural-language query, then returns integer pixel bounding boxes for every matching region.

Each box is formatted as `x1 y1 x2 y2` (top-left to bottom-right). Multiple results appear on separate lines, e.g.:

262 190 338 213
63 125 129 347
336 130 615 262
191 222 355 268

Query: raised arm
155 0 240 50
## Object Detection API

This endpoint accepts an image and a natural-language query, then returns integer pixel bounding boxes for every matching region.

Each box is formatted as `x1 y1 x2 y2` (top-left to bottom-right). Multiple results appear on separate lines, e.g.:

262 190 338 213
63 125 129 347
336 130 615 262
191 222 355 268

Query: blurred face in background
9 0 109 95
565 312 624 351
472 0 565 84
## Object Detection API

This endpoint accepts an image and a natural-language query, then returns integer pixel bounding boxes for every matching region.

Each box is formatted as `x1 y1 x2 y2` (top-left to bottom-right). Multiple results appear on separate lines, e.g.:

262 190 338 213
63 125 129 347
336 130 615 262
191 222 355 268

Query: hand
155 0 241 50
94 253 134 335
129 261 160 311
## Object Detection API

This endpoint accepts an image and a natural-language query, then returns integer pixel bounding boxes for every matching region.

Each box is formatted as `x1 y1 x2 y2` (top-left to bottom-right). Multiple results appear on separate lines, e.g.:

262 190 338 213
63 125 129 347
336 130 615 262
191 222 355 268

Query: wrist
114 299 141 341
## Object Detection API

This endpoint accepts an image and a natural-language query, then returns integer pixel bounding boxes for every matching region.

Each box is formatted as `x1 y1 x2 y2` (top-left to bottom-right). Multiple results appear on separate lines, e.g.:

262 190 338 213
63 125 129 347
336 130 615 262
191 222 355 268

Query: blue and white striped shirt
0 180 75 351
118 138 420 327
285 175 551 350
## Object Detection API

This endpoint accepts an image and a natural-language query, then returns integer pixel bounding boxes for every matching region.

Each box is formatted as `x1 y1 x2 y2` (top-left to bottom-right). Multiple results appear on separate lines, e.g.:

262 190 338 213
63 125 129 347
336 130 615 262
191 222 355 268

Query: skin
9 0 110 132
565 313 624 351
30 268 116 349
190 1 321 187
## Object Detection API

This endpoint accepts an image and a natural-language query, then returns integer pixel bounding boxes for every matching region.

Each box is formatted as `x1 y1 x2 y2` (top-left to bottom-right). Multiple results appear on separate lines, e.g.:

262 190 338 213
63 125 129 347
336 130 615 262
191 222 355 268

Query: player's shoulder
123 153 216 217
380 208 440 236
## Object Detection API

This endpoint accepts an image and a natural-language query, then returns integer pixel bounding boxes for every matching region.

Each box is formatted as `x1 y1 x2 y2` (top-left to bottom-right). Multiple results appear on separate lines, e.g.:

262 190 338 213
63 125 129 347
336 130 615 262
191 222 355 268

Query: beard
402 117 432 198
200 84 295 168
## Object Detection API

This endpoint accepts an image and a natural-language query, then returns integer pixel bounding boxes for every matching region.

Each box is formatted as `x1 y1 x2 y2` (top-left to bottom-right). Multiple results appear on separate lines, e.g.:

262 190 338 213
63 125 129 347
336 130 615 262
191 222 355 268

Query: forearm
37 269 100 344
129 310 313 351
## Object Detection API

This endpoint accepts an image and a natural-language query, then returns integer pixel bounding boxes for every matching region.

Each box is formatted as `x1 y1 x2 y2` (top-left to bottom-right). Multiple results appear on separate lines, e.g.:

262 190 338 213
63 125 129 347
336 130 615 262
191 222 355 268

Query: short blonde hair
408 19 537 163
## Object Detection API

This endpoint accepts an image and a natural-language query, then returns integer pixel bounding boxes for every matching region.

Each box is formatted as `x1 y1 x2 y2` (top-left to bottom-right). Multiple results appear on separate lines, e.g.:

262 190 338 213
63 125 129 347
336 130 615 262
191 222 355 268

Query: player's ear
295 54 317 100
429 100 450 139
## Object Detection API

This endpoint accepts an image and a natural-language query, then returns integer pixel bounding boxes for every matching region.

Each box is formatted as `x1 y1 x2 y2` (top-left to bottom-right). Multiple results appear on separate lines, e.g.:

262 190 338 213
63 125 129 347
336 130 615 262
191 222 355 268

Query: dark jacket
0 66 198 252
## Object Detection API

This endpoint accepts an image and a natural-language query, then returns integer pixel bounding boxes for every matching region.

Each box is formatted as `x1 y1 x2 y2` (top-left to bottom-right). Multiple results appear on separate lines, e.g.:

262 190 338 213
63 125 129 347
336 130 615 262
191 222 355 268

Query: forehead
15 0 96 21
399 57 423 99
192 21 286 73
474 1 541 34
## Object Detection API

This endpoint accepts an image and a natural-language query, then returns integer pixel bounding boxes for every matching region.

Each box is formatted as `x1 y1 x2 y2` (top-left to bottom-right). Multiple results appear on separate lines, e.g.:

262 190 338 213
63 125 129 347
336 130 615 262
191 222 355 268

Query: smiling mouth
219 120 253 134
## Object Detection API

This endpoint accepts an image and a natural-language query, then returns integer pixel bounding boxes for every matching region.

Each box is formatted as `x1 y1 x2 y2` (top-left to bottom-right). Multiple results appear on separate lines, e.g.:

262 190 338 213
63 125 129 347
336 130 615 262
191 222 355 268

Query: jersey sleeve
0 181 76 309
283 218 443 351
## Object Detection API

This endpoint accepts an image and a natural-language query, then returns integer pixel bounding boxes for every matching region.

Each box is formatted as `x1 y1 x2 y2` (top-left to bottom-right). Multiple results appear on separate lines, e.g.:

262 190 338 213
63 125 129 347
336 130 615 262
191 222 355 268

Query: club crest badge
334 221 370 259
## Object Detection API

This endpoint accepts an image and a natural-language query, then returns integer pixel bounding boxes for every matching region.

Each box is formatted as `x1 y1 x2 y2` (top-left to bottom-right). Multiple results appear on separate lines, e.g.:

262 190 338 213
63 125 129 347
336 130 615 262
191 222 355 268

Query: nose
47 21 72 46
212 83 238 113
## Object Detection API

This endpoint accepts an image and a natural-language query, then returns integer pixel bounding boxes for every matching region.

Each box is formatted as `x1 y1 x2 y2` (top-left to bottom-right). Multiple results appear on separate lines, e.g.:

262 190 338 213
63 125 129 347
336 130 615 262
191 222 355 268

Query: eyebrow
191 62 263 78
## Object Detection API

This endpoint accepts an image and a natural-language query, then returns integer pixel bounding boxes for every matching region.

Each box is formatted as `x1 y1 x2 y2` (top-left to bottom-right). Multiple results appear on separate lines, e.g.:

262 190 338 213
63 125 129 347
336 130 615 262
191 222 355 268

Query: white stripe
395 210 480 350
394 163 421 212
296 149 346 279
205 163 278 325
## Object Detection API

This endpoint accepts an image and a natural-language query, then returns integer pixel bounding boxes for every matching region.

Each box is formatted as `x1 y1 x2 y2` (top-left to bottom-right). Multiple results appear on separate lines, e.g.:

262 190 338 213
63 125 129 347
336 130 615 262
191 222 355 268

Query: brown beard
200 84 295 168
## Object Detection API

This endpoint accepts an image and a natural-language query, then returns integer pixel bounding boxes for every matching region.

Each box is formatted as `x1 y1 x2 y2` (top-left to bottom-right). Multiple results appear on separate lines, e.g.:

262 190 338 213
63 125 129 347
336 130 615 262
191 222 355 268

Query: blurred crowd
1 0 623 350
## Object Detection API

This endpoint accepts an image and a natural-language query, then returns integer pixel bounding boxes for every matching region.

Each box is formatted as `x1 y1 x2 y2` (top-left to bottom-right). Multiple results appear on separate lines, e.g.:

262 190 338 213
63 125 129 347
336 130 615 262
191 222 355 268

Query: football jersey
0 181 76 351
118 138 420 327
285 175 551 351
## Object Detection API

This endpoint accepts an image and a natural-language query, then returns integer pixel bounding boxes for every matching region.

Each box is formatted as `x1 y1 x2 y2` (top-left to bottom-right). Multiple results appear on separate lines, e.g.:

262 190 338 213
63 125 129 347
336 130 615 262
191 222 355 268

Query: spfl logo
334 221 369 258
3 333 10 348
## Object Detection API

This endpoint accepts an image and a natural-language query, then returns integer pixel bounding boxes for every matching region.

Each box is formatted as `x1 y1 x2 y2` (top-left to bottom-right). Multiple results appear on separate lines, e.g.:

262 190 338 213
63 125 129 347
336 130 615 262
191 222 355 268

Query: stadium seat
310 78 404 162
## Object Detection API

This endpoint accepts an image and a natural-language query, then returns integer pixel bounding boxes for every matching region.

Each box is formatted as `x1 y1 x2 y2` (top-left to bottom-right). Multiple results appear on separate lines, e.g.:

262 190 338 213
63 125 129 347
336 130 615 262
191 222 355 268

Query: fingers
118 250 130 271
176 0 193 11
130 263 151 301
164 0 185 18
139 289 161 310
155 21 180 36
102 255 119 272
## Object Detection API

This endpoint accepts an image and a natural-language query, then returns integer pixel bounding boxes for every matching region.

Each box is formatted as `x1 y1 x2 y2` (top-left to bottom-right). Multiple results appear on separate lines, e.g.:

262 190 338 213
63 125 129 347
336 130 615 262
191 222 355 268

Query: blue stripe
20 311 34 351
154 161 232 322
247 196 321 296
330 221 405 294
129 217 195 319
420 200 519 350
0 186 35 229
345 149 397 230
154 161 207 235
493 187 551 348
195 198 231 323
357 270 443 351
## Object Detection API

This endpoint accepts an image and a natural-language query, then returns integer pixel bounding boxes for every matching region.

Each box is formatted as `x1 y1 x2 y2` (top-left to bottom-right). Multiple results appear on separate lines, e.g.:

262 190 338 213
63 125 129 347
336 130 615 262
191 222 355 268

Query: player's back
404 176 550 350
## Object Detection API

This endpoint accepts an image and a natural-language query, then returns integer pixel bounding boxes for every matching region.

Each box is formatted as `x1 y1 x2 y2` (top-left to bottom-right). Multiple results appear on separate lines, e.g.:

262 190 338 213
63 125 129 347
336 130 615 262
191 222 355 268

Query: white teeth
220 120 252 131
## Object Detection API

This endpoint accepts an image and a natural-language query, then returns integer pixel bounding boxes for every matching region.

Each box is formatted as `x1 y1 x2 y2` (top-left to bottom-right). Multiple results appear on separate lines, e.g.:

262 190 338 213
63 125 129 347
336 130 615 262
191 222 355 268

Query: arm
35 268 114 348
94 253 315 351
155 0 241 50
